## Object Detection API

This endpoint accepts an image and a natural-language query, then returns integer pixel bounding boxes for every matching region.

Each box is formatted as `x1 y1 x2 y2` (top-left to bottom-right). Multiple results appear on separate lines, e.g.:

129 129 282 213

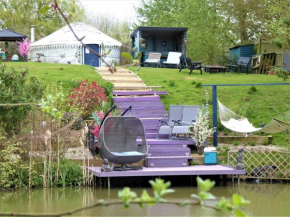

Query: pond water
0 182 289 216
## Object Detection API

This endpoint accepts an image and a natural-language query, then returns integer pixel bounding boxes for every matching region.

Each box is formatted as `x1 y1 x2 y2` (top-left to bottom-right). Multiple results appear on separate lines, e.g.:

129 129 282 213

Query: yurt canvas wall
29 23 121 67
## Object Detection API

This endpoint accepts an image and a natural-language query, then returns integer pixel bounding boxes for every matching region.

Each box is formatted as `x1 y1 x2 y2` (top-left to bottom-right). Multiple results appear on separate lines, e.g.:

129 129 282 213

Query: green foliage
191 177 216 204
233 141 240 146
0 0 85 40
248 86 257 94
191 80 196 85
195 82 202 88
121 52 133 64
0 143 25 188
149 179 175 202
39 92 66 120
0 65 45 135
273 67 290 81
118 187 137 208
168 80 176 87
57 160 83 187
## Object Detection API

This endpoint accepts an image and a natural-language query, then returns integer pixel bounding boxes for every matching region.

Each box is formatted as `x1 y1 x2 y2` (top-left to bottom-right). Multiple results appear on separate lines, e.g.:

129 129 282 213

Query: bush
68 79 107 119
0 65 45 136
195 82 202 88
168 80 176 87
248 86 257 94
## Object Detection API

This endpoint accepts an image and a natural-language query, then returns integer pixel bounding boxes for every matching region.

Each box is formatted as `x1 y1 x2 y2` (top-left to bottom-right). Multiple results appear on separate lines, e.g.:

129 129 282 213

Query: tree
86 13 132 48
136 0 232 64
0 0 85 40
217 0 270 44
18 38 31 61
262 0 290 49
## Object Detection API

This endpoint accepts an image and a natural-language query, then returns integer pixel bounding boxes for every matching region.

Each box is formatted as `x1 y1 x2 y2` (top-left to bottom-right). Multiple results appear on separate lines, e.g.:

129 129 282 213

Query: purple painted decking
89 165 246 177
113 91 168 96
113 90 195 167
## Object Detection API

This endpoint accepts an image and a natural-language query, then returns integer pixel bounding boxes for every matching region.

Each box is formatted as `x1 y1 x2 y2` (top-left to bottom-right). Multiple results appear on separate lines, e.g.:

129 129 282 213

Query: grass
128 67 290 147
3 62 105 91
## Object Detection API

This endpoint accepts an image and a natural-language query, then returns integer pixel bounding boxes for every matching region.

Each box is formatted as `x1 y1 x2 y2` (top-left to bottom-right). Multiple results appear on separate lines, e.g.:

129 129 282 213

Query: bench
227 57 251 74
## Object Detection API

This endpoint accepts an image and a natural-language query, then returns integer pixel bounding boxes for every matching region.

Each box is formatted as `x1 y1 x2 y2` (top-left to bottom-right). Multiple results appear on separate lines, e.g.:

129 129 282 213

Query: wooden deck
89 165 246 178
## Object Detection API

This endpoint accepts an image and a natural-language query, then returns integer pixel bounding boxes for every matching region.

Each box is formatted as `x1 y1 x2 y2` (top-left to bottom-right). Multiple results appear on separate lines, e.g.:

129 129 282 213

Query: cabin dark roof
130 27 188 38
0 28 27 41
229 43 254 50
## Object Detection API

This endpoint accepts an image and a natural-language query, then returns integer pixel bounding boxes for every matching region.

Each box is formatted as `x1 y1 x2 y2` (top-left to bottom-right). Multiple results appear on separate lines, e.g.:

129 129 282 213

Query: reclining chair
97 109 148 171
157 105 183 139
171 106 199 138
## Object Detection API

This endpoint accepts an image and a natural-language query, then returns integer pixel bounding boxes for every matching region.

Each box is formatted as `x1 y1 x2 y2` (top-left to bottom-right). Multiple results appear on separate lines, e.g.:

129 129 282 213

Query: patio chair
97 116 148 171
186 57 203 75
227 57 251 74
178 54 186 71
171 106 199 139
143 52 161 67
157 105 183 139
163 52 182 68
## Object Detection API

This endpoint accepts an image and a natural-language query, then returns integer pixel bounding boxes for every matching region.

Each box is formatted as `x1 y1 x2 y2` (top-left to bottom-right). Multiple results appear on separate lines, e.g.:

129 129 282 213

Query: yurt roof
31 22 122 47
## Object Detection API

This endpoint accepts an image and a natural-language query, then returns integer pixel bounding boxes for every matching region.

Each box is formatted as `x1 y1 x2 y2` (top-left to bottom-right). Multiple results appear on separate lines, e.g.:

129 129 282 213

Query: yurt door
84 44 99 67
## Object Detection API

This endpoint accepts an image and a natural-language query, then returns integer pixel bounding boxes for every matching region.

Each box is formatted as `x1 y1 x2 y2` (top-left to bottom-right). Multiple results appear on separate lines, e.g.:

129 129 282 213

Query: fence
228 149 290 180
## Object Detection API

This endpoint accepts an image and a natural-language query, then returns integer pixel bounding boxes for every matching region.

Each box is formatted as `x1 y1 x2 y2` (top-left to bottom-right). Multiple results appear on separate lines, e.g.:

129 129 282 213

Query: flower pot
196 146 204 155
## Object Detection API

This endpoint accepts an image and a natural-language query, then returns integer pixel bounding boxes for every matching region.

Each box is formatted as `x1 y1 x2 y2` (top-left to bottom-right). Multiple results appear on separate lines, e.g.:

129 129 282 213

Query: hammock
218 100 290 133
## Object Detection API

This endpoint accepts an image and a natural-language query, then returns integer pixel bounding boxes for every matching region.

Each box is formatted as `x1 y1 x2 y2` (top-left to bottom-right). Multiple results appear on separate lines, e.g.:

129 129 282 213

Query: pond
0 182 289 216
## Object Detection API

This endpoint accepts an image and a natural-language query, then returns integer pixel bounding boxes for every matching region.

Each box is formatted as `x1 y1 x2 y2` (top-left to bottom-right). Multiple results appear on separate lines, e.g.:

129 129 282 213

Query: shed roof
0 28 27 41
31 22 122 48
130 27 188 38
229 43 254 50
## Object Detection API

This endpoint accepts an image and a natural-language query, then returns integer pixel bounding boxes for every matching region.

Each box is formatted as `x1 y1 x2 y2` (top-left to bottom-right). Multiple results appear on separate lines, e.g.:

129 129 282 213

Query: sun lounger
163 52 182 68
144 52 161 67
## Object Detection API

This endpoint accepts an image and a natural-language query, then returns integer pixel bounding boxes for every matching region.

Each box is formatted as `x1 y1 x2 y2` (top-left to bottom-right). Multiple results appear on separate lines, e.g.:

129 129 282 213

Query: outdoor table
205 65 227 73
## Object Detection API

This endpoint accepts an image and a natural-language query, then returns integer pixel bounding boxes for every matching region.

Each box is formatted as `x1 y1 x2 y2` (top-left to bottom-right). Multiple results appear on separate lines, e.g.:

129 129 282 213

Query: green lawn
128 67 290 147
3 62 104 91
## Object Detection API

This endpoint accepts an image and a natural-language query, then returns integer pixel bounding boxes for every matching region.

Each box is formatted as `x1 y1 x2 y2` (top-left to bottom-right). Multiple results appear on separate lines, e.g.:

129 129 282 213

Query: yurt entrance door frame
84 44 99 67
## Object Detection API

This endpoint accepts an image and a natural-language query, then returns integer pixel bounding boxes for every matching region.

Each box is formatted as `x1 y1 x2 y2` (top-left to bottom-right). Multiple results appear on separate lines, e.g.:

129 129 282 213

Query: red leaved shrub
69 79 107 118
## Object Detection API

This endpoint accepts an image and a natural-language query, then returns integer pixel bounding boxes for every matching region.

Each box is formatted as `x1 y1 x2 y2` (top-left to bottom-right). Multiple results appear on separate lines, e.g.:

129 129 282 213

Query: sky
80 0 142 21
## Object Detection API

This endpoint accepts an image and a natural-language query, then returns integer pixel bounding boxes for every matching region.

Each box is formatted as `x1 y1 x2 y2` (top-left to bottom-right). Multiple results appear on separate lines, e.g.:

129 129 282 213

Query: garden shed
130 27 188 65
29 23 122 67
229 44 254 61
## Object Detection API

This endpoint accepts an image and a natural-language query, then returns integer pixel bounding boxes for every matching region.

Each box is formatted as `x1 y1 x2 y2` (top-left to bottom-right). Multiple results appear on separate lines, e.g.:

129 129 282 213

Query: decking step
148 147 191 157
113 91 168 96
146 156 193 167
145 133 158 139
114 96 160 102
145 139 195 145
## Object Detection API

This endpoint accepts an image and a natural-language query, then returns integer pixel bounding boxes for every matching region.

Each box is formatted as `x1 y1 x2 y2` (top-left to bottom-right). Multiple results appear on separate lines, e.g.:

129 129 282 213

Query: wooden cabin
130 27 188 66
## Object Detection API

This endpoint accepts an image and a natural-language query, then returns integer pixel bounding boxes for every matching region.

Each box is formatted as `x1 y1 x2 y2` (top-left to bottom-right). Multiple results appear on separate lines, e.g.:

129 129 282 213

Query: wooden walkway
94 67 245 178
89 165 246 177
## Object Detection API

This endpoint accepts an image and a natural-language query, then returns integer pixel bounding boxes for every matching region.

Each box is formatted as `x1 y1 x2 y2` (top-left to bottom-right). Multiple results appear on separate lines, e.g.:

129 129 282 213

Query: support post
108 177 111 189
212 85 218 147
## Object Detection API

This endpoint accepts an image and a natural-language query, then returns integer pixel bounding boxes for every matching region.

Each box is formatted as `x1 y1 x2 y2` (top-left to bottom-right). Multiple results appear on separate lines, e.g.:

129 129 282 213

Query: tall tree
218 0 270 43
262 0 290 49
0 0 85 39
86 13 132 48
136 0 232 64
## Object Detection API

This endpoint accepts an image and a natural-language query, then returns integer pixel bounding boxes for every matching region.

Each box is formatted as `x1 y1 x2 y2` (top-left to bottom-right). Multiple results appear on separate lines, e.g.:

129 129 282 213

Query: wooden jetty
88 68 245 185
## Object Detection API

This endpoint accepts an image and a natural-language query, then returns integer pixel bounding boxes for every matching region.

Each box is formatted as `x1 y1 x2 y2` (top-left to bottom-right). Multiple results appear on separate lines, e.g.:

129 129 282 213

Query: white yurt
29 22 122 67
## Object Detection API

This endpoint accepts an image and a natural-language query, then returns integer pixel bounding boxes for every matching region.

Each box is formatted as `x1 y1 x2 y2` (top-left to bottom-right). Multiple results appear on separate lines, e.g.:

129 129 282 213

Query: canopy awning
0 28 27 41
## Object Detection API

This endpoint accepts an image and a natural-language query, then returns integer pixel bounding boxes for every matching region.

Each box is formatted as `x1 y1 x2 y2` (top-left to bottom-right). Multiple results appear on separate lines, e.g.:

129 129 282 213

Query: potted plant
188 91 215 155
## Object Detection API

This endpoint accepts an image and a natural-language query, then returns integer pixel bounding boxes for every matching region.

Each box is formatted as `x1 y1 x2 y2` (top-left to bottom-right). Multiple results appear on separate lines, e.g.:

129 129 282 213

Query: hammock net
218 100 290 133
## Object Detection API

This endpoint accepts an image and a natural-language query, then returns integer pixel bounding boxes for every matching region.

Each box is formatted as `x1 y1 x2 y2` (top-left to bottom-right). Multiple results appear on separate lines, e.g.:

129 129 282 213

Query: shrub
233 141 239 146
0 65 45 135
273 66 290 81
248 86 257 94
168 80 176 87
195 82 202 88
68 79 107 119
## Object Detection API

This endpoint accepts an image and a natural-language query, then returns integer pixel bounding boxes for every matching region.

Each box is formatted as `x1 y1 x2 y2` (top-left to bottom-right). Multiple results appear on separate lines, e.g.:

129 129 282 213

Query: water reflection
0 182 289 216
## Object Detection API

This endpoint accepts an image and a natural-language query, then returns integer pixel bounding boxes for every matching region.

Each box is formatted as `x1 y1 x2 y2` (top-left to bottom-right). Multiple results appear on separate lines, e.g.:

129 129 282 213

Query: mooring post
238 175 240 185
108 177 111 189
212 85 218 147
